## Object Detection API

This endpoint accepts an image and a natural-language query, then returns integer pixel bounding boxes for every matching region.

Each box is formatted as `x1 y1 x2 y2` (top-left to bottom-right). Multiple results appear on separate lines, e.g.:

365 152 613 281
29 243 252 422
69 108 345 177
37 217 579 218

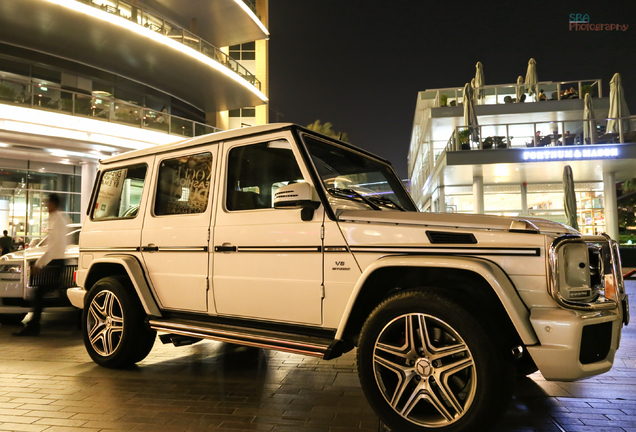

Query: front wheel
82 276 156 368
357 290 514 432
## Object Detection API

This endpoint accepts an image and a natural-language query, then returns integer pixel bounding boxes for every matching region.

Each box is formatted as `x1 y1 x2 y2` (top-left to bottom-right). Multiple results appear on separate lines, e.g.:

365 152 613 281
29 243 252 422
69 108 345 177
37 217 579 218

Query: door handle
215 243 237 253
142 243 159 252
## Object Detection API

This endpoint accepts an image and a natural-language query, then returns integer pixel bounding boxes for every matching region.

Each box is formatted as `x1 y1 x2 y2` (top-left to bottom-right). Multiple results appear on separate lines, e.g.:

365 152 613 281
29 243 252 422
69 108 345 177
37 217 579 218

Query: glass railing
420 79 602 107
77 0 262 91
0 76 222 137
443 115 636 152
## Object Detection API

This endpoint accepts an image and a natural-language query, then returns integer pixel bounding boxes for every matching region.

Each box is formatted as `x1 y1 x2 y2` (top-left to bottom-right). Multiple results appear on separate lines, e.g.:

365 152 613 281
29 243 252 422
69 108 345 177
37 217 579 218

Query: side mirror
274 182 320 221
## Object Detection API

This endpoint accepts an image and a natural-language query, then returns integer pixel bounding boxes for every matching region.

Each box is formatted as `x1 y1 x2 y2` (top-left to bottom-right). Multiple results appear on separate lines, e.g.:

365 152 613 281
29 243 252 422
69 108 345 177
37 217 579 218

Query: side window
154 152 213 216
92 164 147 220
226 140 304 211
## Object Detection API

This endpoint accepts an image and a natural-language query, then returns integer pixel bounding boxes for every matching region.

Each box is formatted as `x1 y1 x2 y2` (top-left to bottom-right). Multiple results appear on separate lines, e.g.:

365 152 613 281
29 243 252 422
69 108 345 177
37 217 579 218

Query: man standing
0 230 13 255
13 194 69 336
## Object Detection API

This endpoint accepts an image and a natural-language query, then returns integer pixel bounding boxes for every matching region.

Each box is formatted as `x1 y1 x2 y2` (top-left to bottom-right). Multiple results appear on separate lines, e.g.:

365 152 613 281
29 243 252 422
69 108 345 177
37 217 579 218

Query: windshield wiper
366 195 406 211
327 188 381 210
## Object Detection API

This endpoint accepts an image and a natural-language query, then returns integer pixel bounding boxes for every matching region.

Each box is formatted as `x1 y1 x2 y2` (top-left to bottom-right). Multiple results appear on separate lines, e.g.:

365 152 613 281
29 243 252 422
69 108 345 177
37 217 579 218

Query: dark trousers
30 259 65 325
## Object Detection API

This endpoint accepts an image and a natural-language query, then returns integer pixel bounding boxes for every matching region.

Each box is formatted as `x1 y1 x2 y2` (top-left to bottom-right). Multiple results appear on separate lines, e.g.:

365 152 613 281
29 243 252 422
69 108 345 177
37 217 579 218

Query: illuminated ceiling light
232 0 270 36
45 0 268 102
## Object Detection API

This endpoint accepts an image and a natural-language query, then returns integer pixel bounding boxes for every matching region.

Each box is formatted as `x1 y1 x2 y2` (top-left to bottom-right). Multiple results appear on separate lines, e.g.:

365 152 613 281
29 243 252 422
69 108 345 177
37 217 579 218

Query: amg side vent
426 231 478 244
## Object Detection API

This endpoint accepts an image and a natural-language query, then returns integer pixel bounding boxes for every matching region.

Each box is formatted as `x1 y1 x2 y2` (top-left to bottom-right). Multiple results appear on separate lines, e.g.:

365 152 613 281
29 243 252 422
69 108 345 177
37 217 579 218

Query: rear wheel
357 289 514 431
82 276 156 368
0 313 27 325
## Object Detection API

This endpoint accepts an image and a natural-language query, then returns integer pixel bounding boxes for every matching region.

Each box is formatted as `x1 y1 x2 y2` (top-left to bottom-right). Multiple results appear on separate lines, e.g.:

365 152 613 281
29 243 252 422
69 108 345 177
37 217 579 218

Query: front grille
29 264 77 288
579 322 612 364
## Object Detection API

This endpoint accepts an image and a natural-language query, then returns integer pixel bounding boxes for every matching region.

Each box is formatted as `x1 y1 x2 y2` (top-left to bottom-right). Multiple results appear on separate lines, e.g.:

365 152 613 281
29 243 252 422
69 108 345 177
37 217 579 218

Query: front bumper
527 305 623 381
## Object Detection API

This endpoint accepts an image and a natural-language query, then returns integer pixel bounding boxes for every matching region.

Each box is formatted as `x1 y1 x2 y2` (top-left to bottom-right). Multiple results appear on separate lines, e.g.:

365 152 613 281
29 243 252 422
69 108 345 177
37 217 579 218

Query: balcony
0 0 267 113
0 75 221 138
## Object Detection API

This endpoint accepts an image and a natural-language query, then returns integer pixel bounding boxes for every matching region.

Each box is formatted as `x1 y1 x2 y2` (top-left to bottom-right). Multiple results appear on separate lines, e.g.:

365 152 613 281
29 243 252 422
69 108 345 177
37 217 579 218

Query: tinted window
154 152 213 216
226 141 304 211
92 165 147 220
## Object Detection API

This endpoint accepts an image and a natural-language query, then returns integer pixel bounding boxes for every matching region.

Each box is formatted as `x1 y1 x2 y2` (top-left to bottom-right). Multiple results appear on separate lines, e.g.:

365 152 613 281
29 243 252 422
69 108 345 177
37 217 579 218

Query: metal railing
444 115 636 152
77 0 262 91
421 79 602 107
0 76 222 138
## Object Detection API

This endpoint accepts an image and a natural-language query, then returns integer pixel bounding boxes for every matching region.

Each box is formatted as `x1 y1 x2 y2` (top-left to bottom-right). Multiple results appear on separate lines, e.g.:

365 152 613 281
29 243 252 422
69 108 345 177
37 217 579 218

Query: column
473 176 484 214
438 186 445 213
603 172 618 240
521 182 528 216
81 162 99 223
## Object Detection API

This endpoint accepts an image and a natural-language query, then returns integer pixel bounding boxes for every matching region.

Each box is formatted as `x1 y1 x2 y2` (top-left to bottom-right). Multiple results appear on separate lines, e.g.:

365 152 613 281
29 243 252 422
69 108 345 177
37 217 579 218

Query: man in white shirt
13 193 70 336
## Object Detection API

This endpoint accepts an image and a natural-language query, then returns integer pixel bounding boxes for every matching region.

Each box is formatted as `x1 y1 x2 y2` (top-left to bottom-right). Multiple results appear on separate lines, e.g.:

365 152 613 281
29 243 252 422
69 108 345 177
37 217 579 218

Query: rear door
140 146 217 312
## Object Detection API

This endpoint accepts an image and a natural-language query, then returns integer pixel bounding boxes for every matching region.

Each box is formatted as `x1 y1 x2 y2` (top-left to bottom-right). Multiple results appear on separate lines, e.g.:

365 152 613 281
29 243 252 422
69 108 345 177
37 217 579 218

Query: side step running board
149 318 333 358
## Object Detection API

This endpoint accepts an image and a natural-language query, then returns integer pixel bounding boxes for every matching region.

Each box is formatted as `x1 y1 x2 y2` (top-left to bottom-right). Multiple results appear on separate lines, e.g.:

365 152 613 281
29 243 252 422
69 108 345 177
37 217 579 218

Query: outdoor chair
482 137 493 149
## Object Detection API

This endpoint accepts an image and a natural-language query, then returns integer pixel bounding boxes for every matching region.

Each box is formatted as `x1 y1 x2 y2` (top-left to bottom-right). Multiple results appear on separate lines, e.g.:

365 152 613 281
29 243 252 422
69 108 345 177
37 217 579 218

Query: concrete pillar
603 172 618 240
80 162 99 223
521 182 528 216
473 176 484 214
438 186 445 212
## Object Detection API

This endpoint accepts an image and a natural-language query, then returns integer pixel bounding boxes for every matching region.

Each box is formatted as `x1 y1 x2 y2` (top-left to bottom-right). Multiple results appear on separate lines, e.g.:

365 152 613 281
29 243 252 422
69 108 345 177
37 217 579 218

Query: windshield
302 134 417 212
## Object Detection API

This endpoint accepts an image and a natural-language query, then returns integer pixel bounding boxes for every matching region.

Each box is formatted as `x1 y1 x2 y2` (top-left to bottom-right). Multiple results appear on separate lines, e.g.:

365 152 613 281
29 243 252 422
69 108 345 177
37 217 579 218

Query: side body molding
80 255 162 317
335 255 539 345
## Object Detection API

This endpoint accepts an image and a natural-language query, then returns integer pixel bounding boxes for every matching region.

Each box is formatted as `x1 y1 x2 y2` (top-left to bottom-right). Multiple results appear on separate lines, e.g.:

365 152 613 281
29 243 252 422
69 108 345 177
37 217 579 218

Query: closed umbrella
463 82 479 147
563 165 579 231
475 62 485 104
606 72 630 137
525 58 538 100
516 76 524 102
583 93 596 144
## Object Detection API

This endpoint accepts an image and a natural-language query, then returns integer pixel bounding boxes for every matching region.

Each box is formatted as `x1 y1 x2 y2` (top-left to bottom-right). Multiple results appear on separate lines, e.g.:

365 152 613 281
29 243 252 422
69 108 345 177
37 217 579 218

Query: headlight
549 234 619 311
0 264 22 273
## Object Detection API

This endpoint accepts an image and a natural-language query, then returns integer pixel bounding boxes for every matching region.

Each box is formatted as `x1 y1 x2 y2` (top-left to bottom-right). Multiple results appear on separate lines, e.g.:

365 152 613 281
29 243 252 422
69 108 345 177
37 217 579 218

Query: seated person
538 90 547 101
568 87 578 98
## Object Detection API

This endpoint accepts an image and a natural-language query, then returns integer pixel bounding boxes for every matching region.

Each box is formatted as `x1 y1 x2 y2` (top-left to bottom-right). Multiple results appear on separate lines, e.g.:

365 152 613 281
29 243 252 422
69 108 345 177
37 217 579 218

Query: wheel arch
84 255 161 317
335 255 538 348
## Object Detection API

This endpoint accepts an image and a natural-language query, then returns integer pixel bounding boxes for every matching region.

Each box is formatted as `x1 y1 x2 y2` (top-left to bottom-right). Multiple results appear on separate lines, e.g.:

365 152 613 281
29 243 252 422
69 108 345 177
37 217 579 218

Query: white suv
68 124 629 432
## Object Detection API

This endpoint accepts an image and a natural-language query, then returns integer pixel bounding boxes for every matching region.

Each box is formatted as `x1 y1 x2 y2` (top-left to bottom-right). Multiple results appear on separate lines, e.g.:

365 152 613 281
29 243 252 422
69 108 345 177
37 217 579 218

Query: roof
101 124 297 164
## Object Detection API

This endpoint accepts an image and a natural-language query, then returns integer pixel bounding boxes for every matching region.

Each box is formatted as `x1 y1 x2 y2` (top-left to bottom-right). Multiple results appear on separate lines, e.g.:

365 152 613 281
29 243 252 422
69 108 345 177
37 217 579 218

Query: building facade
408 77 636 240
0 0 269 244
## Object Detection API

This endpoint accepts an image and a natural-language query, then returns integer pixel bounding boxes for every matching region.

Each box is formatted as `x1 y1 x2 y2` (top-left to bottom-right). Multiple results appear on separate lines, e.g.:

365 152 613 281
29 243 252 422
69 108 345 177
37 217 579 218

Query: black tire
0 313 27 325
357 289 514 432
82 276 156 368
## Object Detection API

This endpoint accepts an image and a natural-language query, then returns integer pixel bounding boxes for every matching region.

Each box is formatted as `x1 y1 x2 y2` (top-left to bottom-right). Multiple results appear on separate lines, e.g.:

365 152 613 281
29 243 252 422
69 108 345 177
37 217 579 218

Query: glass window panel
229 109 241 117
227 141 303 211
241 108 256 117
485 193 521 212
241 42 255 50
241 51 256 61
92 165 147 220
154 153 212 216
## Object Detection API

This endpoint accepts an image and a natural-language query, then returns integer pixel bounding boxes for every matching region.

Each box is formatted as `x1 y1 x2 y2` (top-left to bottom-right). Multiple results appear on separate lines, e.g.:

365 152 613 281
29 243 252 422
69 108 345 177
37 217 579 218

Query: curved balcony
0 0 267 113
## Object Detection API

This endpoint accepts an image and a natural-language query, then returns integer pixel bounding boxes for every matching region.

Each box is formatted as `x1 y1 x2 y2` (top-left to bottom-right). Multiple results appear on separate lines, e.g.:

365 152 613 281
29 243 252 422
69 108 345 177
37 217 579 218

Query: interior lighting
45 0 268 103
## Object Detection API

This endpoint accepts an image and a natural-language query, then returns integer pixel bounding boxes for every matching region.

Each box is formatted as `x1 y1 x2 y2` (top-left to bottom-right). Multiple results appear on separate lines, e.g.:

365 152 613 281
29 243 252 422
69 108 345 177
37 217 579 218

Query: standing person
13 194 70 336
0 230 13 255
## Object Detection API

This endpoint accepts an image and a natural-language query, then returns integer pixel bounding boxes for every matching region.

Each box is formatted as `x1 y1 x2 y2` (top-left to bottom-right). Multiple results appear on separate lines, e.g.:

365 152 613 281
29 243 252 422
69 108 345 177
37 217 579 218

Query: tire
0 313 27 325
82 276 156 368
357 289 514 432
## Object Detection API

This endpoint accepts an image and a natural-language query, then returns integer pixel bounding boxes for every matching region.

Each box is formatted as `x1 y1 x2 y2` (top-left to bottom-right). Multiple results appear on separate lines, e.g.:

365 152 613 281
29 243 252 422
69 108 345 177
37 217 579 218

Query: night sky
268 0 636 178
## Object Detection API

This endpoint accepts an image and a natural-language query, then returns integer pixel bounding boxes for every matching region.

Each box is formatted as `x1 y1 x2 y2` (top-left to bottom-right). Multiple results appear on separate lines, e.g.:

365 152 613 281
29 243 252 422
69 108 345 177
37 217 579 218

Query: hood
336 210 578 236
0 245 79 263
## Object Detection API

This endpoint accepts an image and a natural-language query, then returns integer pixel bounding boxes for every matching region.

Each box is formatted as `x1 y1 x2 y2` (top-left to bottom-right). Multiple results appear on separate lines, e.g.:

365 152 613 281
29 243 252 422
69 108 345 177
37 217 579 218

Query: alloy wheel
373 313 477 428
87 290 124 356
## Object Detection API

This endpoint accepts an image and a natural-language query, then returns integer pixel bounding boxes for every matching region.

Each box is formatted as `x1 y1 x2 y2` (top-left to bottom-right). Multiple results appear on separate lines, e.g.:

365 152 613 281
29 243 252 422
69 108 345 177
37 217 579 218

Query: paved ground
0 281 633 432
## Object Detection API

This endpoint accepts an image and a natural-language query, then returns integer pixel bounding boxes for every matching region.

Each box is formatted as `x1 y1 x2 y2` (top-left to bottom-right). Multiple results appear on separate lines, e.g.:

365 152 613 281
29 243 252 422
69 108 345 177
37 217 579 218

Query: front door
213 135 323 325
141 147 216 312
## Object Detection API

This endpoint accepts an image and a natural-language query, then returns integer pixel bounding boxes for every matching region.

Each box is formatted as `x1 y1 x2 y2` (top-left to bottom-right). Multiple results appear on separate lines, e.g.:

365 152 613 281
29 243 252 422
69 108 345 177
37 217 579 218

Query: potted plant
440 94 448 107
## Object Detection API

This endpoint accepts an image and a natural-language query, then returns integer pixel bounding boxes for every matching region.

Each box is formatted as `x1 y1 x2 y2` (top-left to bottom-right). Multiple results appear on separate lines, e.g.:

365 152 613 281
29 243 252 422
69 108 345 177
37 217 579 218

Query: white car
68 124 629 432
0 225 80 324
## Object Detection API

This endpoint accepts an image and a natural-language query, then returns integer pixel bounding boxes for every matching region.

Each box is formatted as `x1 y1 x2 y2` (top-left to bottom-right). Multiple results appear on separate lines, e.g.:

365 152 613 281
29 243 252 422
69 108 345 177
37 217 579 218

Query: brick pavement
0 280 633 432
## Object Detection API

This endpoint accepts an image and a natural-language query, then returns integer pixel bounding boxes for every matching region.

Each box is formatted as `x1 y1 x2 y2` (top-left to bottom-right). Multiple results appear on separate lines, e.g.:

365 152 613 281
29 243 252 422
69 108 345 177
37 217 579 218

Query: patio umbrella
525 58 538 99
516 76 524 102
563 165 579 231
475 62 485 104
606 72 630 135
463 82 479 146
583 93 597 144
